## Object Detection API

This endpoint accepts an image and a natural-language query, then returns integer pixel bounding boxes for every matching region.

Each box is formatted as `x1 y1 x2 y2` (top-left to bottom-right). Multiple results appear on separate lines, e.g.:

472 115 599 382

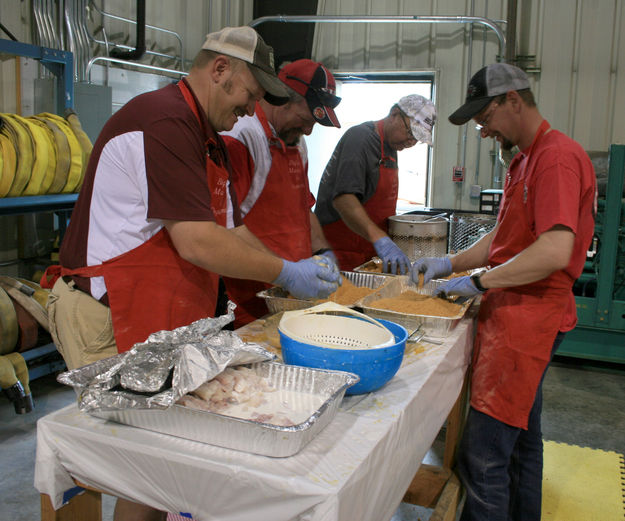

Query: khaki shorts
48 277 117 370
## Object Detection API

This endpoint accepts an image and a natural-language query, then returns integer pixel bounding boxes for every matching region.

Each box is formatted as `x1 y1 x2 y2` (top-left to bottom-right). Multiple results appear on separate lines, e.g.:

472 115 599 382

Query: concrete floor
1 355 624 521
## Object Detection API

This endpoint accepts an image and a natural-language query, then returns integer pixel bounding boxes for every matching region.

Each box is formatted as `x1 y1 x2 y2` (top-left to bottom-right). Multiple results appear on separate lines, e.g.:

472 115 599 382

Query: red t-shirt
493 125 596 331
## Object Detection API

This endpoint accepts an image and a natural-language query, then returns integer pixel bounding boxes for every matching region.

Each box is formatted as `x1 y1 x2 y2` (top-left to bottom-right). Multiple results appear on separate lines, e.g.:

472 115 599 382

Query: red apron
224 105 312 327
42 81 228 353
322 120 399 271
471 120 574 429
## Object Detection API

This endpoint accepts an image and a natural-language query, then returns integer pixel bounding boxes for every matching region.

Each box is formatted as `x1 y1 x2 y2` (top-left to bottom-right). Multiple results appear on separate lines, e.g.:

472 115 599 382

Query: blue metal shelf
0 40 77 230
0 193 78 215
0 38 73 110
0 39 75 381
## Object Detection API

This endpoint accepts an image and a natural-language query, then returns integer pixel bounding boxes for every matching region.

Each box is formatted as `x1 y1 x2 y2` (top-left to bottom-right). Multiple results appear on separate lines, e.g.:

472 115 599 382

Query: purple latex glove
433 275 484 298
410 257 452 285
373 236 411 275
273 258 341 299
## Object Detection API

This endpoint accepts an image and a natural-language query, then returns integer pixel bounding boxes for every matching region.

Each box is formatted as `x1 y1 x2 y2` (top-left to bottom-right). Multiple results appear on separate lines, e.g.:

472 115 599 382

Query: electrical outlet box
452 166 465 182
470 184 482 198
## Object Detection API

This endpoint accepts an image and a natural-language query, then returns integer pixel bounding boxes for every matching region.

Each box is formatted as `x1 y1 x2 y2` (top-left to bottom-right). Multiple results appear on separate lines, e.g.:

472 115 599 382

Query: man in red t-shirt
411 63 596 521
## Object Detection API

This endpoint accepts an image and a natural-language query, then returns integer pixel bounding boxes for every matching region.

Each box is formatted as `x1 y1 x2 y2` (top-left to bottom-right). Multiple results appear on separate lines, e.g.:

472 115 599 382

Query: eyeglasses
475 101 500 132
285 75 341 108
399 112 416 141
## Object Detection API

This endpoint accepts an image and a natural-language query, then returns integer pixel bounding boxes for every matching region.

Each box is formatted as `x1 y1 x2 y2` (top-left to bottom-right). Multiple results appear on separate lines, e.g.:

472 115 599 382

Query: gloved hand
433 276 484 298
373 236 411 275
317 250 340 274
273 257 341 300
410 257 452 285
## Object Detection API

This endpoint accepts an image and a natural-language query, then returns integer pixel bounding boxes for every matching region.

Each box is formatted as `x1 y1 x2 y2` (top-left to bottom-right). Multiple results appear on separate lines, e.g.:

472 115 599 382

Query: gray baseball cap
202 26 289 106
449 63 530 125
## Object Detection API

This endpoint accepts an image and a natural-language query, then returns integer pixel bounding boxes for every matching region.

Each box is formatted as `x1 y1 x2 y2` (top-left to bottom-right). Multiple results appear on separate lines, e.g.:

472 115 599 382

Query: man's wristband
471 273 487 292
313 248 332 256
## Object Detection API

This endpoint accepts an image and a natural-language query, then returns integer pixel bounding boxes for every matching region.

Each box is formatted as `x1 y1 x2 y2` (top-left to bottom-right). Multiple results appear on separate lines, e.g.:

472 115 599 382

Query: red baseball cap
278 59 341 128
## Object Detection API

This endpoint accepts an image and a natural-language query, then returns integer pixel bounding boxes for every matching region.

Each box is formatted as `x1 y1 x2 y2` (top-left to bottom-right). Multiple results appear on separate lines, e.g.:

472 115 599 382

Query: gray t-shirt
315 121 398 225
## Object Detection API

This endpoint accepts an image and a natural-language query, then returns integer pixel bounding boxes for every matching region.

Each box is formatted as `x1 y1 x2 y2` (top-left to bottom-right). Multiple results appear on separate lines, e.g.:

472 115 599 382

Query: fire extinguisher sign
452 166 465 182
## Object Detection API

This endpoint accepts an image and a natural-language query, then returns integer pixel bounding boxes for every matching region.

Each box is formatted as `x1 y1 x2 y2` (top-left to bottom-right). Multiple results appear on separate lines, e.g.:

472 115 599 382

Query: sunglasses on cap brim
285 75 342 109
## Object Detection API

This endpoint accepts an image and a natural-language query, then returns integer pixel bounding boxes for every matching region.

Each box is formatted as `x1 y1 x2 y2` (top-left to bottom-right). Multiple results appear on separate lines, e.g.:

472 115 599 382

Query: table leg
402 370 469 518
443 375 469 469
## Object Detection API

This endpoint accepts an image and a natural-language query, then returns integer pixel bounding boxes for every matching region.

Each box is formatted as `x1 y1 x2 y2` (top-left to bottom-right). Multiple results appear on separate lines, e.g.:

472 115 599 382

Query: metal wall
308 0 625 210
0 0 623 211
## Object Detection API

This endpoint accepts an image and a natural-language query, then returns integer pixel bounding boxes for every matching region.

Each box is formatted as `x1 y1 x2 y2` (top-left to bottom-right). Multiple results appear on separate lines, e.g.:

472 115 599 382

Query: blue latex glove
410 257 452 285
317 250 340 274
373 237 411 275
273 257 341 299
433 276 484 298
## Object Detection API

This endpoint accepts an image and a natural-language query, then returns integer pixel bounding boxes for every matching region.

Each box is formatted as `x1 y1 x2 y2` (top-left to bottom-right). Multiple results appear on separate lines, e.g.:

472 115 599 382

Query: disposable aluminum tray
257 271 391 314
359 276 474 339
92 361 358 457
353 259 398 276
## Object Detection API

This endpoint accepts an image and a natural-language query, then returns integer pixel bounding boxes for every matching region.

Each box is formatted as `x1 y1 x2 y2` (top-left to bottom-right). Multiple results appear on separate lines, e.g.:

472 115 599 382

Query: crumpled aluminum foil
57 302 276 412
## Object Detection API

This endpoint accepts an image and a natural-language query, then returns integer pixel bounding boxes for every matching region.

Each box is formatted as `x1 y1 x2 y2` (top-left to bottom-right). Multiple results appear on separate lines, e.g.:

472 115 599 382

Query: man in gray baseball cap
448 62 530 124
411 62 596 521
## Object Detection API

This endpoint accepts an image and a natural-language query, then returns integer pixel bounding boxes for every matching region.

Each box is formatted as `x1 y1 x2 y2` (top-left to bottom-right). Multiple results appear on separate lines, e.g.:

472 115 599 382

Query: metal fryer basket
448 213 497 254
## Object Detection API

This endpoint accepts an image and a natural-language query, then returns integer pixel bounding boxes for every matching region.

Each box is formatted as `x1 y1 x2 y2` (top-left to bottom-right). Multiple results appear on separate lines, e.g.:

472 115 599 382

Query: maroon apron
471 120 574 428
224 105 312 327
42 81 227 352
323 120 399 271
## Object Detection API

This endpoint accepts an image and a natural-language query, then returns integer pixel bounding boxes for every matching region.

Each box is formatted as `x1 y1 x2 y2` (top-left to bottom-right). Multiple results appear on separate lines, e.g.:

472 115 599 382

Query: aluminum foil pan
353 258 398 276
93 362 358 457
359 276 474 338
57 303 276 412
257 271 391 314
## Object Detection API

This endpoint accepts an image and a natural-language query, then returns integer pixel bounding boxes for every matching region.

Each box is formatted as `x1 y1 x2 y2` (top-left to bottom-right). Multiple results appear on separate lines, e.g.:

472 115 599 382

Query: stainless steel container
387 214 448 260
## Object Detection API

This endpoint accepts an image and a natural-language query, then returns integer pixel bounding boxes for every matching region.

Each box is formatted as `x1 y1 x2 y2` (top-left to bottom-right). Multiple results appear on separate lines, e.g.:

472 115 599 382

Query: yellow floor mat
542 440 625 521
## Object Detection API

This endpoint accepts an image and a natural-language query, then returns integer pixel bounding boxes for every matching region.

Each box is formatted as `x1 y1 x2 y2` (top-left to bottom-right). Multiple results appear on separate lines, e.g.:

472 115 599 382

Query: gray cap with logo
449 63 530 125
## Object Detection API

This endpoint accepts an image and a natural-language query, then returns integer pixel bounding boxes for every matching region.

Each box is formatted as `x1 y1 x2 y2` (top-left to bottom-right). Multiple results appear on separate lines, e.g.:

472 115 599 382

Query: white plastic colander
278 302 395 350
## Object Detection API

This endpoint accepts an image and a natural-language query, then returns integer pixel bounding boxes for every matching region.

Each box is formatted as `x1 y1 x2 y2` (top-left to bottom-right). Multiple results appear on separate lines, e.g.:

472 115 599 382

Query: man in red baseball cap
221 58 342 327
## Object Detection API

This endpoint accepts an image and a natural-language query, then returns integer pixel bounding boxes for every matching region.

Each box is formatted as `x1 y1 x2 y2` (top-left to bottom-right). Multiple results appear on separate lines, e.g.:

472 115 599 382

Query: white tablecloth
35 318 473 521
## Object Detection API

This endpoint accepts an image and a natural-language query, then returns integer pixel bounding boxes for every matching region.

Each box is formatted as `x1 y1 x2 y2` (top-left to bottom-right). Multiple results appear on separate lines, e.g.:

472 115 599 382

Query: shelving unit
559 144 625 363
0 38 73 111
0 39 75 382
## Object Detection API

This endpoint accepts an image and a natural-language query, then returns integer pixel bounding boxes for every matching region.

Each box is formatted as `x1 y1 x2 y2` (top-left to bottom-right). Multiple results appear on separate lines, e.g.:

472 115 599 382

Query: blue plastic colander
279 304 408 395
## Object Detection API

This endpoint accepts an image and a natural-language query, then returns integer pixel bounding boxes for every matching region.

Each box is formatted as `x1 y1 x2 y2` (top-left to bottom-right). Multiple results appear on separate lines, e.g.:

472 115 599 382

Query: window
306 72 434 212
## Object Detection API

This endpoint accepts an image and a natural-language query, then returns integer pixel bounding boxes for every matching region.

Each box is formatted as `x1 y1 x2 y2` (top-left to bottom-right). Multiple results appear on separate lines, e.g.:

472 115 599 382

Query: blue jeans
457 332 565 521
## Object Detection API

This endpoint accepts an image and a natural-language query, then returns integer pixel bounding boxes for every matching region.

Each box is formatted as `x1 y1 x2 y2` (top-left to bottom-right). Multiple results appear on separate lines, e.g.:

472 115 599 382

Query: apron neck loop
376 120 395 165
257 103 286 152
178 80 210 150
